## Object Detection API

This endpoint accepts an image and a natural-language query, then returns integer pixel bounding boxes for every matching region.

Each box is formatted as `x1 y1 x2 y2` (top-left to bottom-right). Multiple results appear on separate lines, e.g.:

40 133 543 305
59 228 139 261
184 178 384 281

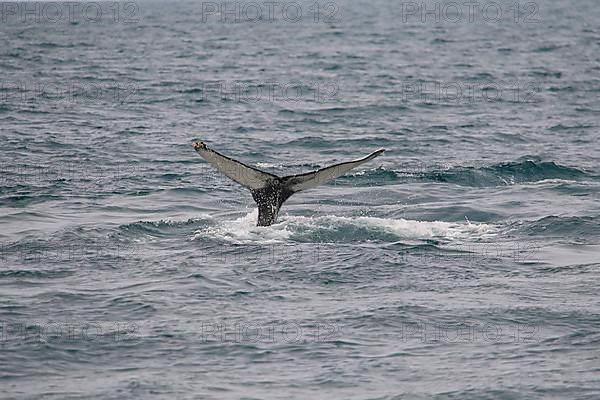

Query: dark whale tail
192 140 385 226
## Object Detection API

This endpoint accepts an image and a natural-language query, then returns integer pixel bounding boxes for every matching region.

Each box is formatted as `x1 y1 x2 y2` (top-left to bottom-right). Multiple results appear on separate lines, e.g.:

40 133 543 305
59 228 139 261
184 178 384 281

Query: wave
120 216 213 238
516 216 600 242
340 159 596 188
424 160 590 186
0 268 73 279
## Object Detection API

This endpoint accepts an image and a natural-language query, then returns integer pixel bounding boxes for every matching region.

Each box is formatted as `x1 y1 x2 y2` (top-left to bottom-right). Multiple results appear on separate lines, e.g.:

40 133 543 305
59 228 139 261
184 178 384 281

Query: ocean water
1 0 599 398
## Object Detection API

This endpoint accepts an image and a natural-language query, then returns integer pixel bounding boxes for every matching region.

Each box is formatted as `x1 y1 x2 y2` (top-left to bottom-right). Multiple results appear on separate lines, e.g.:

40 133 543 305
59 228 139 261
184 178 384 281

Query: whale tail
192 140 385 226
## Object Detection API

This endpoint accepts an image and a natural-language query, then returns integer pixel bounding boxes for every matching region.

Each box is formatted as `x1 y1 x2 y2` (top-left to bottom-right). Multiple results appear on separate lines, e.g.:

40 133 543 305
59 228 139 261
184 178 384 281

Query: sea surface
1 0 599 399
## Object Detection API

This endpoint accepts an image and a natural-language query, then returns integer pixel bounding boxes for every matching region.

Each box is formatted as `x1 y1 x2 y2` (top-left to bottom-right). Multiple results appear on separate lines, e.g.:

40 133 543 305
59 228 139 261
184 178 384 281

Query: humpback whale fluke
192 140 385 226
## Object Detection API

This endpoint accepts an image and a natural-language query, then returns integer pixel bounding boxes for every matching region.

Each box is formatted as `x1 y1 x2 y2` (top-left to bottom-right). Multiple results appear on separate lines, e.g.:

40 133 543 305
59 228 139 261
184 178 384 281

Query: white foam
530 178 596 186
192 210 497 243
286 214 494 239
193 209 293 244
152 215 212 226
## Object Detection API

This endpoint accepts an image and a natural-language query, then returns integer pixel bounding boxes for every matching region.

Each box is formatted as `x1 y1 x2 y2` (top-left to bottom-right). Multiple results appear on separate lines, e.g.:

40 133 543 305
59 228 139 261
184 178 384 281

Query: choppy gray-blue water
1 0 599 398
